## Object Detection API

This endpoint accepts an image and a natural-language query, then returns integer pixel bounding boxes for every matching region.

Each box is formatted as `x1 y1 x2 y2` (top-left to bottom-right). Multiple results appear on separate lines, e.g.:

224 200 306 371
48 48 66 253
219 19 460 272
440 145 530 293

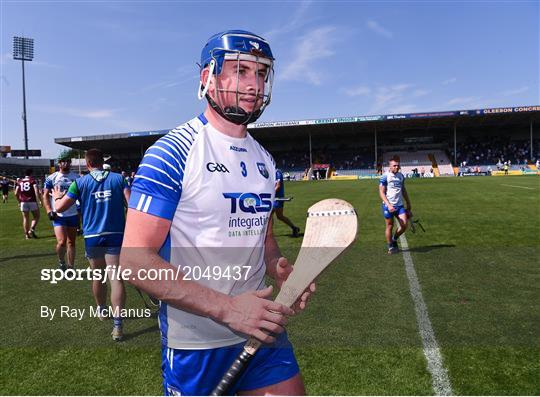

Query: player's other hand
387 204 396 212
275 257 316 314
52 185 65 200
48 211 58 221
223 285 294 344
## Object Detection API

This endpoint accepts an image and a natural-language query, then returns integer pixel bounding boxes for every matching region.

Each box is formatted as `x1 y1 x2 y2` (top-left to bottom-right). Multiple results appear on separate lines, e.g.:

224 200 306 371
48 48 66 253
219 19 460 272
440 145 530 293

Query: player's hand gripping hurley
211 199 358 395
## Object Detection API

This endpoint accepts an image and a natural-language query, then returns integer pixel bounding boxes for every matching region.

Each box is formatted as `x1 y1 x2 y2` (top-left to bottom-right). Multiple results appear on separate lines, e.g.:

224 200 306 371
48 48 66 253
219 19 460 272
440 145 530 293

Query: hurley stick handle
210 338 262 395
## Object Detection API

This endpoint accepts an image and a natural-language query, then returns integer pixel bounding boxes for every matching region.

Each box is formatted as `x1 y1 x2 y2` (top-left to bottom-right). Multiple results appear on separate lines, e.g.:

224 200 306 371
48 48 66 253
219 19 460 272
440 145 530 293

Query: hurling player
379 158 412 254
53 149 130 341
121 30 314 395
273 168 300 237
43 155 79 271
15 169 41 239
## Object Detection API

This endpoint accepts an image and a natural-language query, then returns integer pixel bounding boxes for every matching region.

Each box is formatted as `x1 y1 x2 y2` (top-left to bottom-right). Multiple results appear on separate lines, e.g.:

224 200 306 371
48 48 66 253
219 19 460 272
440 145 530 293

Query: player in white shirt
379 159 412 254
121 30 314 395
43 156 80 270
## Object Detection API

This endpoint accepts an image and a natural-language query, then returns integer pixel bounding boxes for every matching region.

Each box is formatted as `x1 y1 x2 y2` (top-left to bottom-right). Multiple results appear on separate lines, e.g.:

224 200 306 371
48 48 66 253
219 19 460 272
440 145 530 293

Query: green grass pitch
1 176 539 395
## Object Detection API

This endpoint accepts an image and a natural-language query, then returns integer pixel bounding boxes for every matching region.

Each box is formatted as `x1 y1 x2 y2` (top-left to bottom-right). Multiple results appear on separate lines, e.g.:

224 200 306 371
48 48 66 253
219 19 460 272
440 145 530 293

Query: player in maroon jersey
14 169 42 239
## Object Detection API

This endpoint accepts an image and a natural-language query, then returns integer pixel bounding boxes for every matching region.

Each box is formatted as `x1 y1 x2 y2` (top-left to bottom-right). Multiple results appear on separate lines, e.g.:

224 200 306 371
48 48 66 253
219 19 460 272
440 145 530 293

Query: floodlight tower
13 36 34 159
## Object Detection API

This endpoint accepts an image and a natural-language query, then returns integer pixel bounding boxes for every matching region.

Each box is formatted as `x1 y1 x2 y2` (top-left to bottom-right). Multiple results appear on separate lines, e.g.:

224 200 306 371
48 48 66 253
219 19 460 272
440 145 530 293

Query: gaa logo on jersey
256 163 269 179
223 192 272 214
206 162 230 173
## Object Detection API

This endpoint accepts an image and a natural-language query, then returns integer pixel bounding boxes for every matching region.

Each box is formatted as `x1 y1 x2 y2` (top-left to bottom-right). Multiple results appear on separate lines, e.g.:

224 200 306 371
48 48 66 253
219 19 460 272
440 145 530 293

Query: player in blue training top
120 30 315 395
379 158 412 254
53 148 131 341
274 168 300 237
43 155 79 271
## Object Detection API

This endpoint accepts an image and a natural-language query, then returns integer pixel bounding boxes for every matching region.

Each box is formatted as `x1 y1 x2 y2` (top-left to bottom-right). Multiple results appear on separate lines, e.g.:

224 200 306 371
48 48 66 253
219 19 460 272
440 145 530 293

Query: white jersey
45 171 79 217
128 114 276 349
380 171 405 206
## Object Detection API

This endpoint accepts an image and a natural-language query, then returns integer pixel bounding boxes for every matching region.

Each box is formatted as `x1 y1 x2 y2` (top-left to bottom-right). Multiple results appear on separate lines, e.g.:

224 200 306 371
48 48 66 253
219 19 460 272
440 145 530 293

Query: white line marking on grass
399 235 453 396
500 184 535 190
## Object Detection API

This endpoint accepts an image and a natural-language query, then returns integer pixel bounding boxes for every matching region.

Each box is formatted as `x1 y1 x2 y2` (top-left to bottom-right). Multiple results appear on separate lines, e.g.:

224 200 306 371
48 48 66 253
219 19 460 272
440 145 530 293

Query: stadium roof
55 105 540 151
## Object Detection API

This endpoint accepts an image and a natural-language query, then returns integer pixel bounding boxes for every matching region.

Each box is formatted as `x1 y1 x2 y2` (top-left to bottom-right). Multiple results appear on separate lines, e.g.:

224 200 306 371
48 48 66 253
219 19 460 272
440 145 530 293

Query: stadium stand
430 150 454 176
273 148 374 172
273 151 311 171
382 151 451 177
453 137 537 166
0 158 52 187
450 137 540 175
53 106 539 179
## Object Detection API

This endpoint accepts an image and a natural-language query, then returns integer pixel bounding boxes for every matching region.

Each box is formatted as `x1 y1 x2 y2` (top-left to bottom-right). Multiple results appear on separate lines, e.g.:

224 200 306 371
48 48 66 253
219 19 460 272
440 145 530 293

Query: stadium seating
246 137 538 180
453 138 537 167
273 147 374 172
430 150 454 176
382 151 450 176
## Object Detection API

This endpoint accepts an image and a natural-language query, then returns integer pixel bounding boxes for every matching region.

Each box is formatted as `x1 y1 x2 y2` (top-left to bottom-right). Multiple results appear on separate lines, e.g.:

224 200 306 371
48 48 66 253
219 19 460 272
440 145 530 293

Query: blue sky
1 1 538 158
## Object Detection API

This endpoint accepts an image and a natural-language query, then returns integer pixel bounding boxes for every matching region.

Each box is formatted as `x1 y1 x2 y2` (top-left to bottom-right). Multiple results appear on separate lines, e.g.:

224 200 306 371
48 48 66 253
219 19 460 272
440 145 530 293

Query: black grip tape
210 349 254 395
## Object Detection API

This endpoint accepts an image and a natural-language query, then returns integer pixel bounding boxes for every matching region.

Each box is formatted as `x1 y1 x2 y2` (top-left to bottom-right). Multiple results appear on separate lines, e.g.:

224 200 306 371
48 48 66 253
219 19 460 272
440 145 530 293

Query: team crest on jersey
256 162 269 179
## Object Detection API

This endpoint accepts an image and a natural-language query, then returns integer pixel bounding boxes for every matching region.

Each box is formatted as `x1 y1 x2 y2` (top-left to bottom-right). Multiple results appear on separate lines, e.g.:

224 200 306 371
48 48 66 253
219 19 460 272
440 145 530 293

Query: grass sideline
1 176 539 395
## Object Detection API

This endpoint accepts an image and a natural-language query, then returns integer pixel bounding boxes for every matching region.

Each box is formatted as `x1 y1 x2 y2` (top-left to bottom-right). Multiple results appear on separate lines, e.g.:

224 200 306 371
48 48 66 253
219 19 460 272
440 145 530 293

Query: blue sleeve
66 180 79 200
128 137 187 220
44 174 54 190
379 174 387 186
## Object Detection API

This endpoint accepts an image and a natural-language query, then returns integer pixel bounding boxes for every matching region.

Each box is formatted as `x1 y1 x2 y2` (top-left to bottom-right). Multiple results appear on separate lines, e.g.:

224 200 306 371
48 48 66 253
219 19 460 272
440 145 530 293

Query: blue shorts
84 234 123 258
382 203 407 219
162 332 300 395
52 215 79 228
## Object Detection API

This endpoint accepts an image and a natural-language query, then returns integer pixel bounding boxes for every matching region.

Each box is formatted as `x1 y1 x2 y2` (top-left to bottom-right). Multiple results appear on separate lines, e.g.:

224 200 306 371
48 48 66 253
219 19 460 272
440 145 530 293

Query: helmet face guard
198 31 275 125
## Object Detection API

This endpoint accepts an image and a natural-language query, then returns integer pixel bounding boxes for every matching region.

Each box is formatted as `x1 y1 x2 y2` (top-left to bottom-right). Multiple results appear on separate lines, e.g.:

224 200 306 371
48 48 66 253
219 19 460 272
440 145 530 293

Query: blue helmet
200 30 274 74
198 30 275 125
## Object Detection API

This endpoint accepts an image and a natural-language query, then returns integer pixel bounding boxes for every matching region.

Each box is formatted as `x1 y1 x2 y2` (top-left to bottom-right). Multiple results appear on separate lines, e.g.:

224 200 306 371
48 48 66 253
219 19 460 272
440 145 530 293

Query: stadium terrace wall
0 158 52 180
54 106 540 172
249 106 540 128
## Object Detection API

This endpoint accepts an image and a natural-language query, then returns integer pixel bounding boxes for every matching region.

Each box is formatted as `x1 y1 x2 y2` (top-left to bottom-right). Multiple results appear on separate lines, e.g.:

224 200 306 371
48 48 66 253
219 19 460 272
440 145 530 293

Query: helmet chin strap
205 93 262 125
198 60 215 100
